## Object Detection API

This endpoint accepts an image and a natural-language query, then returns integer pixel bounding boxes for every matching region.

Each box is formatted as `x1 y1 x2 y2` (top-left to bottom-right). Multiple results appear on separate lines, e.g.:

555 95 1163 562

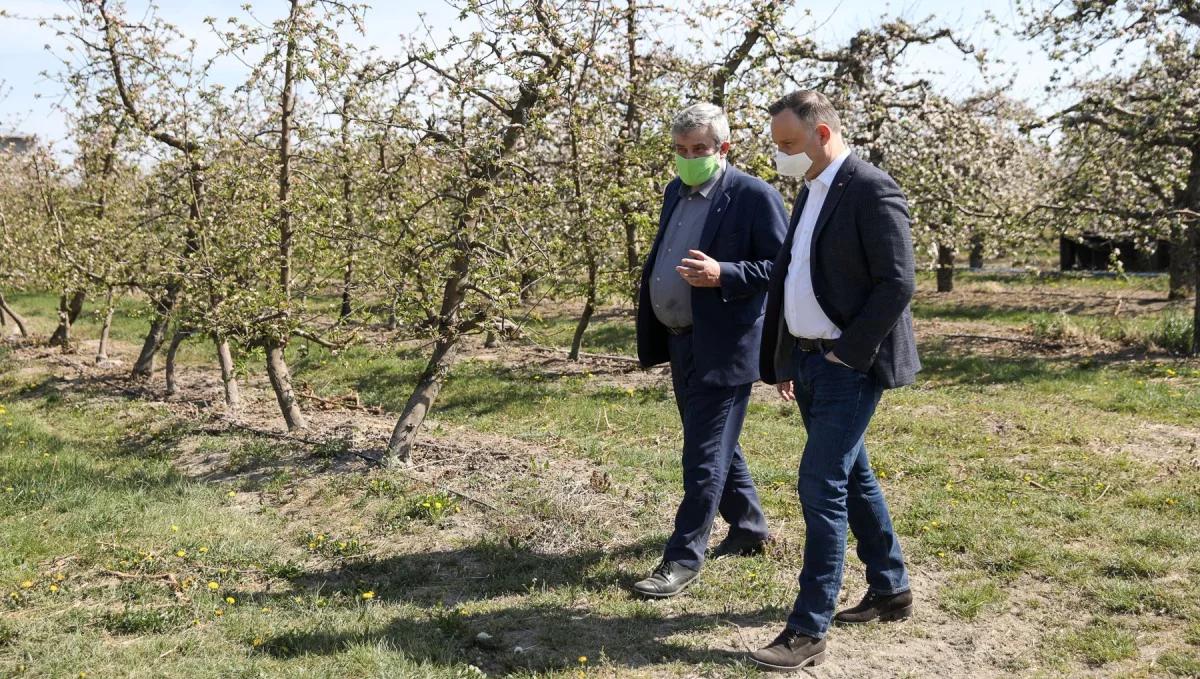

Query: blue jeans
786 349 909 638
662 332 770 570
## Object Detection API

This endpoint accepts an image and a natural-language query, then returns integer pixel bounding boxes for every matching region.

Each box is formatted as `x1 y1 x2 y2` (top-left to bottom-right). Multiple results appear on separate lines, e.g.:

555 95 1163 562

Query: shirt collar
678 159 727 199
804 147 851 190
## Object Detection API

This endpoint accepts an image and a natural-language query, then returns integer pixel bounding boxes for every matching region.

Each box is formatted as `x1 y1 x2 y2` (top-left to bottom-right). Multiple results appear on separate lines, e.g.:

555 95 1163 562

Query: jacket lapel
808 154 858 256
696 166 734 253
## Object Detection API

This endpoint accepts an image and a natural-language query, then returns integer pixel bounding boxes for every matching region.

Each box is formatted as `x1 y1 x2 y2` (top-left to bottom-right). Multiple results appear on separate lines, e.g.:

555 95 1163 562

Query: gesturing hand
676 249 721 287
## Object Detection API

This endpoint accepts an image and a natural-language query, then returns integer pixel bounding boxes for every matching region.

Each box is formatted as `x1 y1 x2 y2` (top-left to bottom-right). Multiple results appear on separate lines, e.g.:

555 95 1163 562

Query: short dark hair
768 90 842 133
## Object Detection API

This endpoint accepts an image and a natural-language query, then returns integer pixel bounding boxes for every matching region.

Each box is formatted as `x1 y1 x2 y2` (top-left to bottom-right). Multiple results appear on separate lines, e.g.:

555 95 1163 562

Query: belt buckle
795 337 826 353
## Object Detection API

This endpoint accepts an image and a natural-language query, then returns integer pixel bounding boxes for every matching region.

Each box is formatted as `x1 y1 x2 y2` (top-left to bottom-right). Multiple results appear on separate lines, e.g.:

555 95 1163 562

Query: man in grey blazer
749 90 920 671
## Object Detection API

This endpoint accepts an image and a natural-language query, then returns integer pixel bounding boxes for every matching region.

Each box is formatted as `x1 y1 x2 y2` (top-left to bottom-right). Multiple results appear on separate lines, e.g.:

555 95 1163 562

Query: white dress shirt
784 148 851 339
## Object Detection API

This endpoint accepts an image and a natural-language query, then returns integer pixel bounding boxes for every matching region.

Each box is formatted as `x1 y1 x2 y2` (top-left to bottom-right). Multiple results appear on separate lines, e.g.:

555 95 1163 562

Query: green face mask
675 153 721 187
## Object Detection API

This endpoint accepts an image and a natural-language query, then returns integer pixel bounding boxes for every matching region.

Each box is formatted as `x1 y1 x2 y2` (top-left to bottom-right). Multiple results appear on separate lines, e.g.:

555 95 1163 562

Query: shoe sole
749 649 827 671
632 575 699 599
834 604 913 626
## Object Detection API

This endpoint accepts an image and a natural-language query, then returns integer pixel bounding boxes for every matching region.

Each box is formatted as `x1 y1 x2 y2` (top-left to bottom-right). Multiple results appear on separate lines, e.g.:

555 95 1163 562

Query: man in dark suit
748 91 919 671
632 103 788 598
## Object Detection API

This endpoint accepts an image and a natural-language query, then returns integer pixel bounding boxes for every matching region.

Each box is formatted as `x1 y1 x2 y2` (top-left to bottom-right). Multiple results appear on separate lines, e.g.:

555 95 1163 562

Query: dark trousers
662 332 769 570
786 349 909 638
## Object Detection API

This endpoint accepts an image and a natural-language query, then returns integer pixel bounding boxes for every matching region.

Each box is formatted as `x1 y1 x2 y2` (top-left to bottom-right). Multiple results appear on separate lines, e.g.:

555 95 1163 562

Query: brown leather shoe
631 561 699 598
749 628 827 671
709 533 770 560
834 589 913 625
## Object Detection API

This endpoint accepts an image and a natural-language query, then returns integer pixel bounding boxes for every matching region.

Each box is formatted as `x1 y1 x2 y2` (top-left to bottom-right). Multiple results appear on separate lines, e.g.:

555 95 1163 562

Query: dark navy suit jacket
759 152 921 389
636 165 788 387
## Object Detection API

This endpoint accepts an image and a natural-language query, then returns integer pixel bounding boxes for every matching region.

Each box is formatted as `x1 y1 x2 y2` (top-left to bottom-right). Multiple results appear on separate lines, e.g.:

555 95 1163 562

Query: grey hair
671 103 731 146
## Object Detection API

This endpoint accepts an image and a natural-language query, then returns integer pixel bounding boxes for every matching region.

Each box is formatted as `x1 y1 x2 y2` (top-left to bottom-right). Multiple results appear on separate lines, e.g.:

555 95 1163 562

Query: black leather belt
666 325 693 336
793 336 835 353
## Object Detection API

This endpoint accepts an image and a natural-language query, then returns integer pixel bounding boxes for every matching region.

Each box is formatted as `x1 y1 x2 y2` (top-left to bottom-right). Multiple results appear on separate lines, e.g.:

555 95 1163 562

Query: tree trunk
1186 147 1200 356
131 284 179 379
164 327 191 396
340 239 355 320
1168 227 1194 300
0 292 29 337
387 247 470 465
569 256 599 361
50 289 87 347
339 89 357 322
968 235 984 270
384 34 563 464
936 243 955 293
386 334 458 465
67 289 85 324
620 0 642 308
214 333 240 410
386 298 399 330
262 0 306 430
96 288 115 363
519 270 538 304
49 292 71 347
265 340 305 430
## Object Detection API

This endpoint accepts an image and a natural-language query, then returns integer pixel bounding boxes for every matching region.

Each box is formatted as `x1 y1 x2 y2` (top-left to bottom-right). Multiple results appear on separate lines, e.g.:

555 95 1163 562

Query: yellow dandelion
578 656 588 664
260 607 271 613
214 608 224 617
208 581 220 591
48 584 59 593
20 580 33 589
293 596 303 603
198 546 209 554
171 524 179 532
176 550 187 558
53 573 64 581
434 501 443 509
225 596 236 605
252 637 263 647
360 591 375 600
227 491 236 498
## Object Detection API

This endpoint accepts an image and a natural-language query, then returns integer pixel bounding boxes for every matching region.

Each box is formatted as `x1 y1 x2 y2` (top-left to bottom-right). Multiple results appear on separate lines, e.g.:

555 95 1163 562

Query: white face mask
773 149 813 178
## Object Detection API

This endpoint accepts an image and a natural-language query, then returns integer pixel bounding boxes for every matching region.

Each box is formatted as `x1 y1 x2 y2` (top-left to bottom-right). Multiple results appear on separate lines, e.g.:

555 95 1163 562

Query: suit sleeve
718 184 789 301
832 176 916 371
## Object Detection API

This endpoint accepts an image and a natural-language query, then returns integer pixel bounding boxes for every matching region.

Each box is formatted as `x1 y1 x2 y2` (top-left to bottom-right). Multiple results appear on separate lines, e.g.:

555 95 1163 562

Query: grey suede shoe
749 628 827 671
834 589 914 625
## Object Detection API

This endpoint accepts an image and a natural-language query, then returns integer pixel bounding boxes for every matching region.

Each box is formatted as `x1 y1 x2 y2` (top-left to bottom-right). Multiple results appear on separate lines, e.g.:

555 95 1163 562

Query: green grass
1052 619 1139 667
1 276 1199 677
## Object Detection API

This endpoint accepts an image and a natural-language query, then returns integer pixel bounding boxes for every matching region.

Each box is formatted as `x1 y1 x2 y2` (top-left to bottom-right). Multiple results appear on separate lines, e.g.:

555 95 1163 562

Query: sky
0 0 1126 143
